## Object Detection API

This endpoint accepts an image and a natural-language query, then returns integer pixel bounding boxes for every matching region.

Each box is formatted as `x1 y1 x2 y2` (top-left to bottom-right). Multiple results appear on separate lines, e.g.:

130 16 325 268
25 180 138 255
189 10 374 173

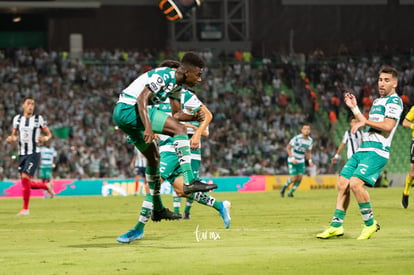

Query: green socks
134 193 153 231
331 209 346 228
173 135 195 184
288 180 301 194
146 166 163 211
359 202 374 226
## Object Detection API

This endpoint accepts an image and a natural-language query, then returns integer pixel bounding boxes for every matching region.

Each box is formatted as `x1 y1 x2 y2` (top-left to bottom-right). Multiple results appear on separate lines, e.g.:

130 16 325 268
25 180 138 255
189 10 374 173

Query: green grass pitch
1 188 413 274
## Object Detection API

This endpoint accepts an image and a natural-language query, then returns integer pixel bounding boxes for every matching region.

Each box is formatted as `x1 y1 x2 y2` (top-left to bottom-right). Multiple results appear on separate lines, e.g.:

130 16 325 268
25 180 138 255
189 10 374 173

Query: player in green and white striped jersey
156 88 231 227
158 90 203 218
39 143 57 198
317 65 403 240
280 123 314 198
113 53 217 244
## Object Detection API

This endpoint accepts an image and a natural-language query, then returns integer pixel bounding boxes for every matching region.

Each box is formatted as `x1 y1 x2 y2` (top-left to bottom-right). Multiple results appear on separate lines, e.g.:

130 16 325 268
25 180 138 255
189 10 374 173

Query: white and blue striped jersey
12 114 47 155
341 129 363 159
134 147 147 168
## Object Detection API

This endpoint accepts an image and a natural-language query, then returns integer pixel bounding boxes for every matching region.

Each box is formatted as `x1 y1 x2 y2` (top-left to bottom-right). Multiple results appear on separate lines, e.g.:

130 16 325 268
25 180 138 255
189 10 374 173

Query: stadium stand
0 47 413 179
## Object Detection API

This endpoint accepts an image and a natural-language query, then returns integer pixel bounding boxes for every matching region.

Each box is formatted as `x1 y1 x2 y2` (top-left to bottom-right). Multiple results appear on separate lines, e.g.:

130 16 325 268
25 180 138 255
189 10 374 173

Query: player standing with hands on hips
317 66 402 240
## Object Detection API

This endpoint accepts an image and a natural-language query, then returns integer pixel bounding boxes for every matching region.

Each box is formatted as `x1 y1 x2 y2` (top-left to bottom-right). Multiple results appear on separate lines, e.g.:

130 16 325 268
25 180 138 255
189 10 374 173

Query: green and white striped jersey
117 67 181 106
39 146 57 169
358 93 403 159
157 89 204 152
179 89 203 135
288 134 313 164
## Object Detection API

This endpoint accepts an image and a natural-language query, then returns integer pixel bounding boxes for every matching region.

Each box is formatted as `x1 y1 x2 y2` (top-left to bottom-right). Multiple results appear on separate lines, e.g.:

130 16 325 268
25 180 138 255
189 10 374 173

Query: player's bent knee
173 186 185 197
349 180 365 192
172 181 186 197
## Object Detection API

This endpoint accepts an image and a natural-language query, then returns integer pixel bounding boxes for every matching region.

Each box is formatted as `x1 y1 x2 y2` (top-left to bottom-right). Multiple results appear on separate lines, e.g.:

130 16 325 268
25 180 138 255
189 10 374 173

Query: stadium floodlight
159 0 201 21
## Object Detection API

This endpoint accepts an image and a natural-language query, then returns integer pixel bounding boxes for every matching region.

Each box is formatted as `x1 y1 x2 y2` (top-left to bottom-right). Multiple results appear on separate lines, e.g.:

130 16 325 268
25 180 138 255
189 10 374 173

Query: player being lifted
113 52 217 243
117 86 231 244
154 59 218 219
156 87 231 227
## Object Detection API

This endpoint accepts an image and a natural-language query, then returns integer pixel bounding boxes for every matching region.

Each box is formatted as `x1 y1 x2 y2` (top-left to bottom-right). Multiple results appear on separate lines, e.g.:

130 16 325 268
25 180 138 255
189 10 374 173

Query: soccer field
1 188 413 275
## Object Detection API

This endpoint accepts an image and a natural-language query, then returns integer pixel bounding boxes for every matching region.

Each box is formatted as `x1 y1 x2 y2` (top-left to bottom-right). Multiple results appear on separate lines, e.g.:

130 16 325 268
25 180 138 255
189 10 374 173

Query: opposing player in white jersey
331 118 363 164
39 142 57 198
317 65 403 240
113 53 217 244
6 96 54 216
280 123 314 197
130 147 147 196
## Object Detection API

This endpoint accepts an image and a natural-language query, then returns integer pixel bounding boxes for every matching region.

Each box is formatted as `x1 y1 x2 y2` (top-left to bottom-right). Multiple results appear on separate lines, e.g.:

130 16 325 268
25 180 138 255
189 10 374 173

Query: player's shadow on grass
67 243 121 248
66 235 193 248
66 235 124 248
67 243 193 248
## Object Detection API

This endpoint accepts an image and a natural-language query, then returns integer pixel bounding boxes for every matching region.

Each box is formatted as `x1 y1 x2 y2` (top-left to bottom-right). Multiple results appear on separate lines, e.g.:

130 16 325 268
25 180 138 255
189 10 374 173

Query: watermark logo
194 225 220 242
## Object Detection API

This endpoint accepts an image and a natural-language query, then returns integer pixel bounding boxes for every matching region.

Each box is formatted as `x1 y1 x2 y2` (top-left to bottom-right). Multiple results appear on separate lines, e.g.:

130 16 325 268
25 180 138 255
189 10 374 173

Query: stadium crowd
1 47 413 180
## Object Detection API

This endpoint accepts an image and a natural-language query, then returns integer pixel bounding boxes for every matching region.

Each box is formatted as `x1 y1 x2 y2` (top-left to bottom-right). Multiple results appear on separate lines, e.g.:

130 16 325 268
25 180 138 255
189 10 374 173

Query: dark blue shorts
134 166 146 177
18 153 40 177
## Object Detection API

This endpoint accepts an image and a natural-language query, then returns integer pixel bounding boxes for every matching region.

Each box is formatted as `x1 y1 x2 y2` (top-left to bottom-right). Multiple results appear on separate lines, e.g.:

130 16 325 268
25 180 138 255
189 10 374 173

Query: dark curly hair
181 52 205 68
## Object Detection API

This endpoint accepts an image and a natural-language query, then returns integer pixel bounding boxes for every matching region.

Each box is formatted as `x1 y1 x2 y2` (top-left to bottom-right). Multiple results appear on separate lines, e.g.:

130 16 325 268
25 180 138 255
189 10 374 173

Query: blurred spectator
329 109 338 134
278 91 288 110
362 95 373 118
